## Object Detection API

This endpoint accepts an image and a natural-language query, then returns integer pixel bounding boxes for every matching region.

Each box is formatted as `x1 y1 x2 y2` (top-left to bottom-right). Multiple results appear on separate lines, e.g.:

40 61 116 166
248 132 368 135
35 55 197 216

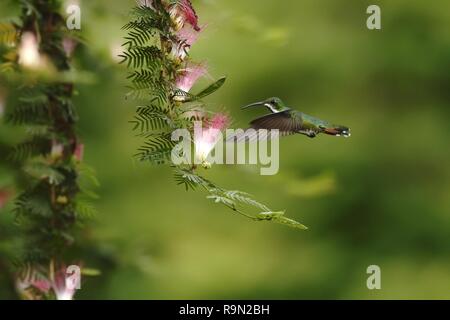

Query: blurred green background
1 0 450 299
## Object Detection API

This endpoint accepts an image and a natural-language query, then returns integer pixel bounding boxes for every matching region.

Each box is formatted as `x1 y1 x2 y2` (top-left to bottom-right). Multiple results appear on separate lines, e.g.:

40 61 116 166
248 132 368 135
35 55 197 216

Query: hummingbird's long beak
241 101 264 109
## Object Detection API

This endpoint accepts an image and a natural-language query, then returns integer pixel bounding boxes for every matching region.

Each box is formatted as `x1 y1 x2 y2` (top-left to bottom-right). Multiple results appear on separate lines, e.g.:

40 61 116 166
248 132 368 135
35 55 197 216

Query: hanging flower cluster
164 1 229 163
0 0 102 300
16 263 77 300
125 0 230 163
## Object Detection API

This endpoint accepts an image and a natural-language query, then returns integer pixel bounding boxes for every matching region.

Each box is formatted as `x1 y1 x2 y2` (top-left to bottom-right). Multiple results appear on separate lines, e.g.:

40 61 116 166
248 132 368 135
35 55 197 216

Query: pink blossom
16 264 77 300
62 37 78 58
51 267 77 301
178 24 204 46
195 113 230 164
207 113 230 131
74 143 84 162
169 0 200 32
18 32 42 69
175 62 208 92
32 279 52 293
171 25 205 61
16 267 51 300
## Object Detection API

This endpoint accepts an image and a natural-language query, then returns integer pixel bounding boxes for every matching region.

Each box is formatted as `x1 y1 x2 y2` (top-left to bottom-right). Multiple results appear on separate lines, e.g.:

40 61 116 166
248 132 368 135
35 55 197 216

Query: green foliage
174 168 308 229
120 46 163 69
14 188 53 219
194 77 227 100
131 105 172 133
6 96 51 125
23 161 65 185
75 198 97 222
136 133 176 164
0 22 17 45
1 0 98 292
9 136 50 162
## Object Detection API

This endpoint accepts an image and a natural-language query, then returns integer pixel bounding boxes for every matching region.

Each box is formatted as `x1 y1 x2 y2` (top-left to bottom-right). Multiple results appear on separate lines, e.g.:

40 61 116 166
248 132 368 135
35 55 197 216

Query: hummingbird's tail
322 125 351 138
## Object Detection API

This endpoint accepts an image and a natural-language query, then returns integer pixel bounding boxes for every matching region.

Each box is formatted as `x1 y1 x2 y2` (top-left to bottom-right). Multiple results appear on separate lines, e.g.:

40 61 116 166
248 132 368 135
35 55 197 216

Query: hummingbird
240 97 351 139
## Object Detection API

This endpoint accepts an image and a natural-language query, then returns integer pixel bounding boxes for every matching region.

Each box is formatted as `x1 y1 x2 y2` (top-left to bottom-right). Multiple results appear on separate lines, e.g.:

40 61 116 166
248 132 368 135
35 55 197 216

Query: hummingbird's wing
250 111 302 134
226 111 301 143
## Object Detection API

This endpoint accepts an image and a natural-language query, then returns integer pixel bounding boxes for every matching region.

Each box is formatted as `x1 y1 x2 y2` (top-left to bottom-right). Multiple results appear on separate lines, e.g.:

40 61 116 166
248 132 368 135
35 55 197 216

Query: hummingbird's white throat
264 103 280 113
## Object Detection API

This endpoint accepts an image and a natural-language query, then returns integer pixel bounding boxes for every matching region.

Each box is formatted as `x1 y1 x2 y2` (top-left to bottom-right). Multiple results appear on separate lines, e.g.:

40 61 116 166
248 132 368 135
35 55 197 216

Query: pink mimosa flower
16 266 51 300
171 25 201 61
169 0 201 32
195 113 230 165
74 143 84 162
62 37 78 58
18 32 42 69
16 264 78 300
175 62 208 92
51 267 77 301
33 279 52 293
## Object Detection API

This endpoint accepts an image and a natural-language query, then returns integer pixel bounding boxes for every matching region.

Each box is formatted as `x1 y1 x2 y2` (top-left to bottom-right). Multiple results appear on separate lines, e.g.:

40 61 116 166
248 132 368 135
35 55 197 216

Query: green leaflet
257 212 308 230
0 22 17 45
195 77 227 100
23 161 65 185
176 77 227 103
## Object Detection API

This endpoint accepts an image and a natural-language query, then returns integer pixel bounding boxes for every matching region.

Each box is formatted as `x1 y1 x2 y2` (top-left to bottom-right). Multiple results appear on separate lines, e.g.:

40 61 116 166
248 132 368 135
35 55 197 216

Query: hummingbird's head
242 97 290 113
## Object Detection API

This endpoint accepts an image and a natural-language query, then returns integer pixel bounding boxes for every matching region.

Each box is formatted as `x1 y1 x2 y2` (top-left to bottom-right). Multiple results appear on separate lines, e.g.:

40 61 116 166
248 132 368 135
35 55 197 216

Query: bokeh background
1 0 450 299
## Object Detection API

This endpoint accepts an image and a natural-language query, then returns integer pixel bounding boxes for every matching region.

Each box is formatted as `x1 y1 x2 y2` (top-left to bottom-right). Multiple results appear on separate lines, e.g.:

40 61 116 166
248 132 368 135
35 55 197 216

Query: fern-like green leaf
173 168 209 191
195 77 227 100
136 134 176 164
119 46 162 69
23 161 65 185
75 199 97 221
123 29 157 48
223 190 271 212
15 193 53 219
256 211 308 230
131 105 172 133
0 22 17 45
9 136 50 162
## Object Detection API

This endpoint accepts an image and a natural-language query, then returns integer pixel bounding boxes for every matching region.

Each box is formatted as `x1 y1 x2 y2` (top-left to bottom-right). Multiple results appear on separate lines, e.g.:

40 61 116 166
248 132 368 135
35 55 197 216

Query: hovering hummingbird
241 97 351 139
